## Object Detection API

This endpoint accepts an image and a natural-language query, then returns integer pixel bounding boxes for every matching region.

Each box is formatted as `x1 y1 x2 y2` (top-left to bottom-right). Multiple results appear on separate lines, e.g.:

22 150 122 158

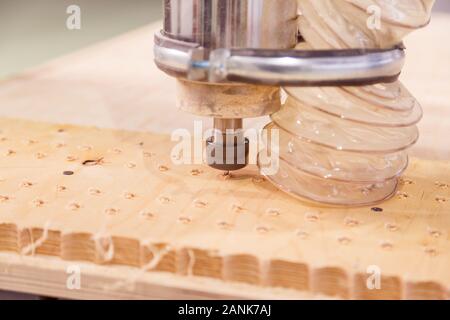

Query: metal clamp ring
154 31 405 86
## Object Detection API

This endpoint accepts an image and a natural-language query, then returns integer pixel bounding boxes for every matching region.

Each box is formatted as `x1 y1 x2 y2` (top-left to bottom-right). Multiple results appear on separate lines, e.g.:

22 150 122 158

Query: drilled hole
158 196 171 204
385 223 399 232
32 199 45 207
140 210 155 219
435 181 449 189
124 192 137 200
105 208 119 215
217 221 233 230
232 204 246 214
35 152 47 159
178 216 192 224
24 139 37 145
435 197 447 203
252 176 265 184
399 178 414 185
193 199 207 208
397 192 409 199
82 158 104 166
345 217 360 227
88 188 101 196
256 226 270 234
305 212 319 223
20 181 34 188
424 247 438 257
338 236 352 245
126 162 136 169
190 169 203 176
78 145 92 151
266 208 281 217
158 165 169 172
5 149 15 156
143 151 155 158
371 207 383 213
67 202 81 211
296 230 309 240
428 228 442 238
380 241 394 250
218 172 232 181
63 171 74 176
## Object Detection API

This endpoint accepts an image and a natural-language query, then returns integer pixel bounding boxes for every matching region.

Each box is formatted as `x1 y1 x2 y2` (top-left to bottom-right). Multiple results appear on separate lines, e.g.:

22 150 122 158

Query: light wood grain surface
0 118 448 300
0 16 449 159
0 15 449 300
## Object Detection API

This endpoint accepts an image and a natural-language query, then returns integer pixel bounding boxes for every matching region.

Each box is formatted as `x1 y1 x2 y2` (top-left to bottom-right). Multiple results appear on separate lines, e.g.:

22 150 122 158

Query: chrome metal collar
154 32 405 86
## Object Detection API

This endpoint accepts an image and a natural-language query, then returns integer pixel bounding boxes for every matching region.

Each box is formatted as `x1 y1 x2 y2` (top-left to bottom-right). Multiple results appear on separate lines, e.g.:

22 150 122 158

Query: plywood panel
0 118 448 299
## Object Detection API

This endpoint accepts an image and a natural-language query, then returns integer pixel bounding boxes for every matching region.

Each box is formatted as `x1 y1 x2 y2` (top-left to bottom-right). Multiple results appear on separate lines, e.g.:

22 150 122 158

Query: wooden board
0 14 450 299
0 118 449 300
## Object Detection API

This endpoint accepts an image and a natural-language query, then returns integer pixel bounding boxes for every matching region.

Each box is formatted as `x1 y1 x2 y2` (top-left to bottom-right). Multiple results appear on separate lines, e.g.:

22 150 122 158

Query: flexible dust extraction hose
259 0 435 205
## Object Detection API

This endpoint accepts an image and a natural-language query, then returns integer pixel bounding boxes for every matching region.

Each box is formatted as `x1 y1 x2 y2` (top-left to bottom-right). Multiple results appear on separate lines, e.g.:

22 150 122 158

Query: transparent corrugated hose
259 0 435 206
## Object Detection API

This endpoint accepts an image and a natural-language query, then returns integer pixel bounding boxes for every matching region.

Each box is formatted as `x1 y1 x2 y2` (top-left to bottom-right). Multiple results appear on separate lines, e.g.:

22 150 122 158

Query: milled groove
353 274 402 300
19 228 61 256
0 223 19 253
0 223 447 299
405 282 448 300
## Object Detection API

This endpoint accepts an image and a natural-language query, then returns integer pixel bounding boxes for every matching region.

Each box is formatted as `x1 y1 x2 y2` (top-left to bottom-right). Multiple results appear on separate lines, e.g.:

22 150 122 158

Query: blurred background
0 0 449 79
